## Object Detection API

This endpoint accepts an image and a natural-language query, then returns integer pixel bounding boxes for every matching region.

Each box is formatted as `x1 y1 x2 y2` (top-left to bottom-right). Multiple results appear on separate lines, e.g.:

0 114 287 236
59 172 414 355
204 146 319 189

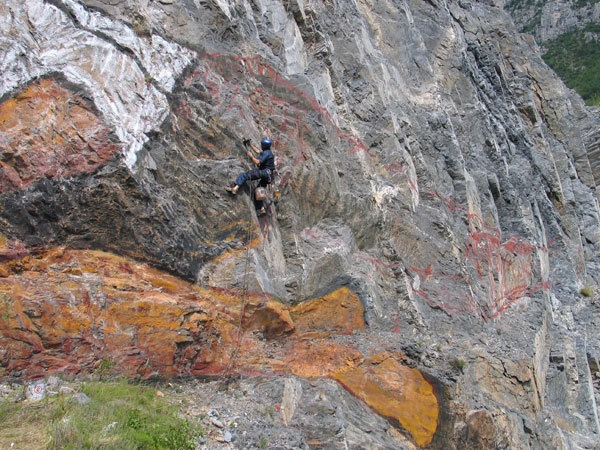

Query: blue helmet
261 138 272 150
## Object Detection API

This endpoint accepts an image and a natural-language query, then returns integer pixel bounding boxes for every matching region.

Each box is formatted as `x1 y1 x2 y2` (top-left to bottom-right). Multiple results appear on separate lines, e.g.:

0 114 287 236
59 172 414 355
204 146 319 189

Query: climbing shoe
225 185 239 195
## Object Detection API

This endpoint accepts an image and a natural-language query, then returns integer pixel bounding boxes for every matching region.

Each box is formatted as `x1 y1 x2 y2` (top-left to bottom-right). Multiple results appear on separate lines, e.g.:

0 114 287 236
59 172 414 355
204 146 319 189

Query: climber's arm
243 138 261 164
243 138 260 155
247 151 259 165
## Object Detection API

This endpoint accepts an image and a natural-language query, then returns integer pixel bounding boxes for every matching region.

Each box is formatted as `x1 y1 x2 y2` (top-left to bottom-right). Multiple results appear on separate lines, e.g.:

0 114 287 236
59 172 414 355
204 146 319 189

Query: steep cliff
2 0 600 448
506 0 600 42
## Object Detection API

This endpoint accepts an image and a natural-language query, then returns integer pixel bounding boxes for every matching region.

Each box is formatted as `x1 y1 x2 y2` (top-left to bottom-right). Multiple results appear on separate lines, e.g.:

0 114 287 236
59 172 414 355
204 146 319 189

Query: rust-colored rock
0 234 28 265
0 248 439 445
332 353 439 447
291 287 366 336
0 78 119 192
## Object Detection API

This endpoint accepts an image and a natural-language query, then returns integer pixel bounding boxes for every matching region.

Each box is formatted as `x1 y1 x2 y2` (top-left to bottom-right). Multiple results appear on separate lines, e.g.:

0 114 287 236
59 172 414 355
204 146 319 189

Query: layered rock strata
0 245 438 447
1 0 600 447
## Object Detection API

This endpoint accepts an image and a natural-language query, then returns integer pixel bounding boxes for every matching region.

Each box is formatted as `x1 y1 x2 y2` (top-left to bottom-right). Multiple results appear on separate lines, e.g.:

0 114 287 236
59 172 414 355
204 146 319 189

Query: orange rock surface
332 353 439 447
0 78 119 192
0 247 438 446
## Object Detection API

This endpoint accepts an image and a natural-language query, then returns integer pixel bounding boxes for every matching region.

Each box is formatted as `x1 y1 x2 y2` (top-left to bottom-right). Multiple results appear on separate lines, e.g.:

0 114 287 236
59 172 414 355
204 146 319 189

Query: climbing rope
218 219 254 389
218 139 276 388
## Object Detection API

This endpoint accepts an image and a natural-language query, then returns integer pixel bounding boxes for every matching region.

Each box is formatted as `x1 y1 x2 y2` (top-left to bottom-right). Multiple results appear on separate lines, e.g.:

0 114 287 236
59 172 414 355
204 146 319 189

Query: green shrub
451 358 466 372
580 286 593 297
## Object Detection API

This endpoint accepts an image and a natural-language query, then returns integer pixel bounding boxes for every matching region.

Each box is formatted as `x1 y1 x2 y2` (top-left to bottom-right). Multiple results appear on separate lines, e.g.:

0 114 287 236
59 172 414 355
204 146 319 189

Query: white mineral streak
283 25 305 74
0 0 196 169
247 0 306 75
280 377 303 426
62 0 195 92
214 0 233 20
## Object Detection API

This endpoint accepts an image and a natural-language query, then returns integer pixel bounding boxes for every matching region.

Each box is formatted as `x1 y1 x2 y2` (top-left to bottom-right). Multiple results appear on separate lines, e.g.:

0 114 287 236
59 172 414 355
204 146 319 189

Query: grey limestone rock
1 0 600 447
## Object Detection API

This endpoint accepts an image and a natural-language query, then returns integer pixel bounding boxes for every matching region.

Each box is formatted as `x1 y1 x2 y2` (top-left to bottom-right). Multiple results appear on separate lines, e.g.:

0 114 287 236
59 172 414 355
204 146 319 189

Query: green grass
542 23 600 105
0 381 202 450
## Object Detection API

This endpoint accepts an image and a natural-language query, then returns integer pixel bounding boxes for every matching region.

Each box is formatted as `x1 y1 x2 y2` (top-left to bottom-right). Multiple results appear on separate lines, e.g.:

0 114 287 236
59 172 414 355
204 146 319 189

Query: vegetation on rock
542 23 600 105
506 0 600 105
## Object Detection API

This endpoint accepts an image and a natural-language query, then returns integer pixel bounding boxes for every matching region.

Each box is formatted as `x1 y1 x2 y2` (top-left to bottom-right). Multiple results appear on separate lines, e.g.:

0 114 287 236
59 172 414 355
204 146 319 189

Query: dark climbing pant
234 169 272 211
234 169 272 188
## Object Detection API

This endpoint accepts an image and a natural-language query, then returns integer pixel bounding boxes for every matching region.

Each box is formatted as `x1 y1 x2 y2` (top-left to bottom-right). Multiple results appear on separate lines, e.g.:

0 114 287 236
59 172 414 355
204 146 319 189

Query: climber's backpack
254 187 267 201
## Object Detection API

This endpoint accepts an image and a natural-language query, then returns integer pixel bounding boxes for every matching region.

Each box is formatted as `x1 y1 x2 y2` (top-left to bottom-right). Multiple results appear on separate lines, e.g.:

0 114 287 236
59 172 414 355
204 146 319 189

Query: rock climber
225 137 276 215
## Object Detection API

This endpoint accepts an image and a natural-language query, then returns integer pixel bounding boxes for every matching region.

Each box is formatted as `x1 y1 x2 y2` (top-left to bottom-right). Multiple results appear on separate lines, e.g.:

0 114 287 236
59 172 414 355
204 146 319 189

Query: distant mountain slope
506 0 600 104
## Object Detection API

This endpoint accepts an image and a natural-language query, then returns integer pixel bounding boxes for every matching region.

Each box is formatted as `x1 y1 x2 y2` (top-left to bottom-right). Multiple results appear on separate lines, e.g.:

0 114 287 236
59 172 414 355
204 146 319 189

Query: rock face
0 78 119 191
1 0 600 448
506 0 600 43
0 247 438 447
505 1 600 184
